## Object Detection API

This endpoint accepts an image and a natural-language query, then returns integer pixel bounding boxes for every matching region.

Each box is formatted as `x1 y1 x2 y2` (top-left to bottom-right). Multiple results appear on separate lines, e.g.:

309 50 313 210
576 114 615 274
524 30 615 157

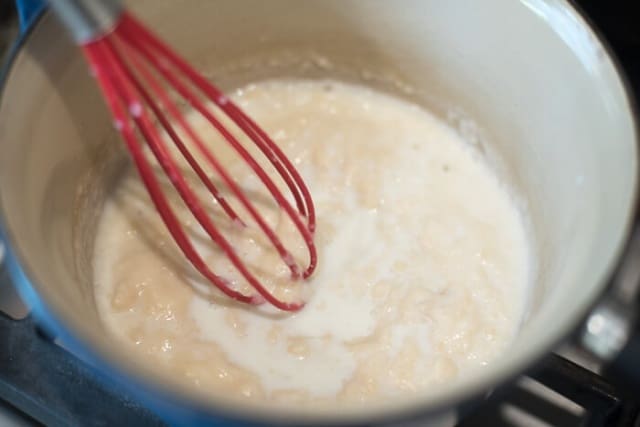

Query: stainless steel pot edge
0 1 637 425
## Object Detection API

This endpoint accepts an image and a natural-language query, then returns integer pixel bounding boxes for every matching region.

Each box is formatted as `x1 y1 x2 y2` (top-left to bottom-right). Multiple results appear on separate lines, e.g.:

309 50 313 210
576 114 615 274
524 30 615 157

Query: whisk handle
47 0 122 44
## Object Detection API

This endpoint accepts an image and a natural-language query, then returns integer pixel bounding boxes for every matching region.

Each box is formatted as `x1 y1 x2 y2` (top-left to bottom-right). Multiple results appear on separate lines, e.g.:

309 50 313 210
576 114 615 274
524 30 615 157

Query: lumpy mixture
93 80 531 406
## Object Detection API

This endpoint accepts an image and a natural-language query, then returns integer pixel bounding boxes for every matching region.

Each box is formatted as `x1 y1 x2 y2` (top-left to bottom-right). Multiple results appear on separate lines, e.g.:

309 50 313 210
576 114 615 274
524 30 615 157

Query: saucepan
0 0 638 425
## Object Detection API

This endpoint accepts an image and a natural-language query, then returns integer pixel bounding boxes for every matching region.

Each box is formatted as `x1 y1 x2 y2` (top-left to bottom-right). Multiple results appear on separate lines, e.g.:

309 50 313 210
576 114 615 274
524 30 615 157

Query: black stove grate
459 354 640 427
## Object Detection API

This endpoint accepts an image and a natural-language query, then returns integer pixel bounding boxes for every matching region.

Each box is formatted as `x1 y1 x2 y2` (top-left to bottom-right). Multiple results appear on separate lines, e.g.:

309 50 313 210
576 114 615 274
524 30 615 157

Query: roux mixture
93 80 531 406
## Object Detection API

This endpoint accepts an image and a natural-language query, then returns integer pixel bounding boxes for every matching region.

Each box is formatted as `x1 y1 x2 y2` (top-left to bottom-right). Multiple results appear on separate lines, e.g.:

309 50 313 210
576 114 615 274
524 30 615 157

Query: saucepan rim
0 1 638 425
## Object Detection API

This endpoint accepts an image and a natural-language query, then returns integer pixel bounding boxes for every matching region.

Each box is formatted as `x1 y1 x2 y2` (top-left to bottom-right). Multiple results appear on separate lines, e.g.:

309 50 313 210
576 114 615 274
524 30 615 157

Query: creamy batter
93 79 531 406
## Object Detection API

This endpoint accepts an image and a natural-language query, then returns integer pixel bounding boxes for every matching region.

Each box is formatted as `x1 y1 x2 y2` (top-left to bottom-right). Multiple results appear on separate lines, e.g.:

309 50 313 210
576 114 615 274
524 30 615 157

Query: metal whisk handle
47 0 122 43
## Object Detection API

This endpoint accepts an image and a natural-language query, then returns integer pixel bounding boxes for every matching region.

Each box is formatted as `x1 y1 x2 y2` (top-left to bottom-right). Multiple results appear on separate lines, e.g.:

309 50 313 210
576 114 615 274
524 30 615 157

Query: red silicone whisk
47 0 317 311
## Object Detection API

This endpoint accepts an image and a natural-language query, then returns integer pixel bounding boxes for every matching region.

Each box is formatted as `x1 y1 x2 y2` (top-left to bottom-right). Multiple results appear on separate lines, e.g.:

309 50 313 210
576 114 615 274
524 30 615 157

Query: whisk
48 0 317 311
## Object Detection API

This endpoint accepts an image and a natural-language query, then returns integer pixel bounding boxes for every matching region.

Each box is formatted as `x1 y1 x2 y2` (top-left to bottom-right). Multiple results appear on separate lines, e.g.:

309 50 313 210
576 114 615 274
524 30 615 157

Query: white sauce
93 79 531 406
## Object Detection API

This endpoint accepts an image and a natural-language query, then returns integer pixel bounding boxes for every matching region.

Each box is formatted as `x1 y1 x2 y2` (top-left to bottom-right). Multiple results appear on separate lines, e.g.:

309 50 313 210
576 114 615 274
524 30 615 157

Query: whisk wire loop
81 12 317 311
118 14 317 278
83 39 258 306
